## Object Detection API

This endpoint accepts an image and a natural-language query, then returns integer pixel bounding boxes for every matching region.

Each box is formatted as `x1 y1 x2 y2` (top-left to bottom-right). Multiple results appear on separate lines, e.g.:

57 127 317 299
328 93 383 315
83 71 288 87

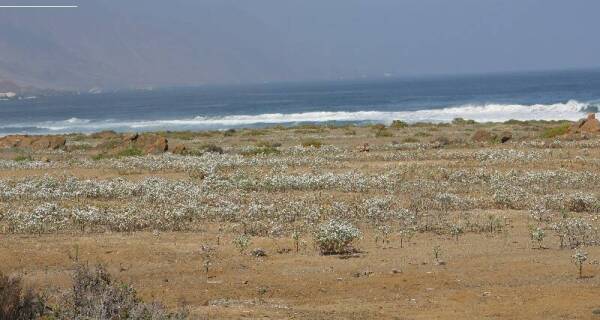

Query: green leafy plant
232 234 251 254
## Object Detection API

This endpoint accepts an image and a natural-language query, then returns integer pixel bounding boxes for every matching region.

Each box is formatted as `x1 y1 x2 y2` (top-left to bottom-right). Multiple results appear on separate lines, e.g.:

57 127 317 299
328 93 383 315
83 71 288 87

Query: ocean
1 69 599 135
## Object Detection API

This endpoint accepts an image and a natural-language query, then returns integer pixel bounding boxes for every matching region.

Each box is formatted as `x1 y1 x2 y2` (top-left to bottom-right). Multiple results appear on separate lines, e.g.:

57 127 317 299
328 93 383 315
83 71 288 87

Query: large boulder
570 113 600 134
0 135 32 148
0 135 65 150
134 134 168 154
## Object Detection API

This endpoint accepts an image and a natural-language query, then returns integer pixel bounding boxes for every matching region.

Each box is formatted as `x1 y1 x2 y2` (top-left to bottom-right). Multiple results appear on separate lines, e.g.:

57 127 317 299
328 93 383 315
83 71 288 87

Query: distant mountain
0 80 21 93
0 1 598 91
0 1 311 90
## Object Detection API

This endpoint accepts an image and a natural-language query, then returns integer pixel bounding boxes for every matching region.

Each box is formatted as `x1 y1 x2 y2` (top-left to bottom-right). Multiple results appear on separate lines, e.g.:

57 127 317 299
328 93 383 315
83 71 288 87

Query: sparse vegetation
2 119 600 318
301 138 322 148
541 123 571 139
315 219 361 255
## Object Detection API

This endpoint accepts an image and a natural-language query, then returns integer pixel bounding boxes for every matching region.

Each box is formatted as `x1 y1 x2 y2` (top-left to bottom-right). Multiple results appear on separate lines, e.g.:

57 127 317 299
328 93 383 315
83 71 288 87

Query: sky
0 0 598 89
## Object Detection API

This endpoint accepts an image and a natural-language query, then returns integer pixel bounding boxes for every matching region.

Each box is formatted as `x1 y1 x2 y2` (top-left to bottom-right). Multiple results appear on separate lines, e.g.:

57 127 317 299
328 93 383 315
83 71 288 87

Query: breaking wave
0 100 596 135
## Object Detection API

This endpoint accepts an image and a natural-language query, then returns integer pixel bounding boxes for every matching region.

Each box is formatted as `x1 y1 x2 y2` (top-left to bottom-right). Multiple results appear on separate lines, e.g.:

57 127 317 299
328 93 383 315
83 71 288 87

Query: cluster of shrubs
0 264 188 320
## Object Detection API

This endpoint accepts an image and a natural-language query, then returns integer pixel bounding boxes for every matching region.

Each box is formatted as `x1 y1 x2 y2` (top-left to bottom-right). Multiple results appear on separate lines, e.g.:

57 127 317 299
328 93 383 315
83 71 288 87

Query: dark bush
200 144 224 154
61 264 188 320
0 271 45 320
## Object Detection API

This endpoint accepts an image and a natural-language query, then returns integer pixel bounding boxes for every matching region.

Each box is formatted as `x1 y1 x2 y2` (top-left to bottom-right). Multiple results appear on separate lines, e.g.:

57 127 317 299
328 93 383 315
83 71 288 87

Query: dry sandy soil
2 121 600 319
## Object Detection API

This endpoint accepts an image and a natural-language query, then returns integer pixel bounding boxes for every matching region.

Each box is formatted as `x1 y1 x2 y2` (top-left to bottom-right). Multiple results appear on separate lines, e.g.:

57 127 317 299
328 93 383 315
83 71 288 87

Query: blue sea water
0 69 599 135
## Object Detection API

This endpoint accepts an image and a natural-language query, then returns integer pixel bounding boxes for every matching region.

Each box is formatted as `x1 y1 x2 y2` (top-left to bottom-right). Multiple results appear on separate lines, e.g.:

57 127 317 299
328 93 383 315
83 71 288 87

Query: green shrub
116 146 144 158
504 119 530 125
301 139 322 148
541 123 570 139
255 141 282 148
241 146 280 156
13 155 32 162
390 120 408 129
242 129 268 136
452 118 477 125
223 129 236 137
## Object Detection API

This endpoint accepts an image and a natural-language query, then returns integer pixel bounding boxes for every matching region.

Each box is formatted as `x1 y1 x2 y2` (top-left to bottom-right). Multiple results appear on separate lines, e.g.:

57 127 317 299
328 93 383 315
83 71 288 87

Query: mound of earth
570 113 600 134
0 135 66 150
97 133 170 155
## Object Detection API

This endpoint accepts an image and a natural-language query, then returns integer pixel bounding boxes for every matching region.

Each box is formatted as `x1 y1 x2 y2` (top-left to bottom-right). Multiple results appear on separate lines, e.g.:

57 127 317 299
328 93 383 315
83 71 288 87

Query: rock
90 130 119 139
251 248 267 257
0 135 65 150
580 114 600 133
592 308 600 315
471 129 496 143
170 143 187 155
31 136 66 150
569 113 600 134
391 269 402 274
148 136 168 154
499 131 512 143
0 135 29 148
122 132 139 142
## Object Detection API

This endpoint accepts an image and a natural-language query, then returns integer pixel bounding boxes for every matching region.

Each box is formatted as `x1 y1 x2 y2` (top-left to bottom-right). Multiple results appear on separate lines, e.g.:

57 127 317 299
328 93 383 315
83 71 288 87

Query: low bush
59 264 188 319
13 155 33 162
116 146 144 158
375 129 393 137
301 139 323 148
452 118 477 125
390 120 408 129
541 123 570 139
200 143 224 154
315 219 361 255
370 124 386 131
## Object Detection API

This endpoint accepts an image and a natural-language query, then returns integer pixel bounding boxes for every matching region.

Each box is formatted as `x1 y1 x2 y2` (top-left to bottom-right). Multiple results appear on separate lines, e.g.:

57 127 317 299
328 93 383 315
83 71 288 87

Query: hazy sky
0 0 599 88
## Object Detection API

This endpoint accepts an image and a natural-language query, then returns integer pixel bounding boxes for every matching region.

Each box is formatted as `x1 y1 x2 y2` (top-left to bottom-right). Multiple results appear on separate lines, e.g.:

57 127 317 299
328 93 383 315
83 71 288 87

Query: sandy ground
3 220 600 319
2 122 600 319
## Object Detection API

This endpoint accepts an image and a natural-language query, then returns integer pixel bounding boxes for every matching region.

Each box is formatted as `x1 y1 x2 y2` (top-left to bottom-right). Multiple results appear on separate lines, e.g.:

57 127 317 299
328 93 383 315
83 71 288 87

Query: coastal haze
0 0 599 90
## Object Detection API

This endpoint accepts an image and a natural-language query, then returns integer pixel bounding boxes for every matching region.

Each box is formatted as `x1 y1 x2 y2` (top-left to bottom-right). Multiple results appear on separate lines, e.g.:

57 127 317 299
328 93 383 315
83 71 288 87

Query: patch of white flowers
314 219 362 254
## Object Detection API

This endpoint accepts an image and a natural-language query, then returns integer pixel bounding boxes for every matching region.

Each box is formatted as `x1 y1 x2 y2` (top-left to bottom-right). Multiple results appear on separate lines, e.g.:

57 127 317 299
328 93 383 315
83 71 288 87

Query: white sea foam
0 100 595 134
